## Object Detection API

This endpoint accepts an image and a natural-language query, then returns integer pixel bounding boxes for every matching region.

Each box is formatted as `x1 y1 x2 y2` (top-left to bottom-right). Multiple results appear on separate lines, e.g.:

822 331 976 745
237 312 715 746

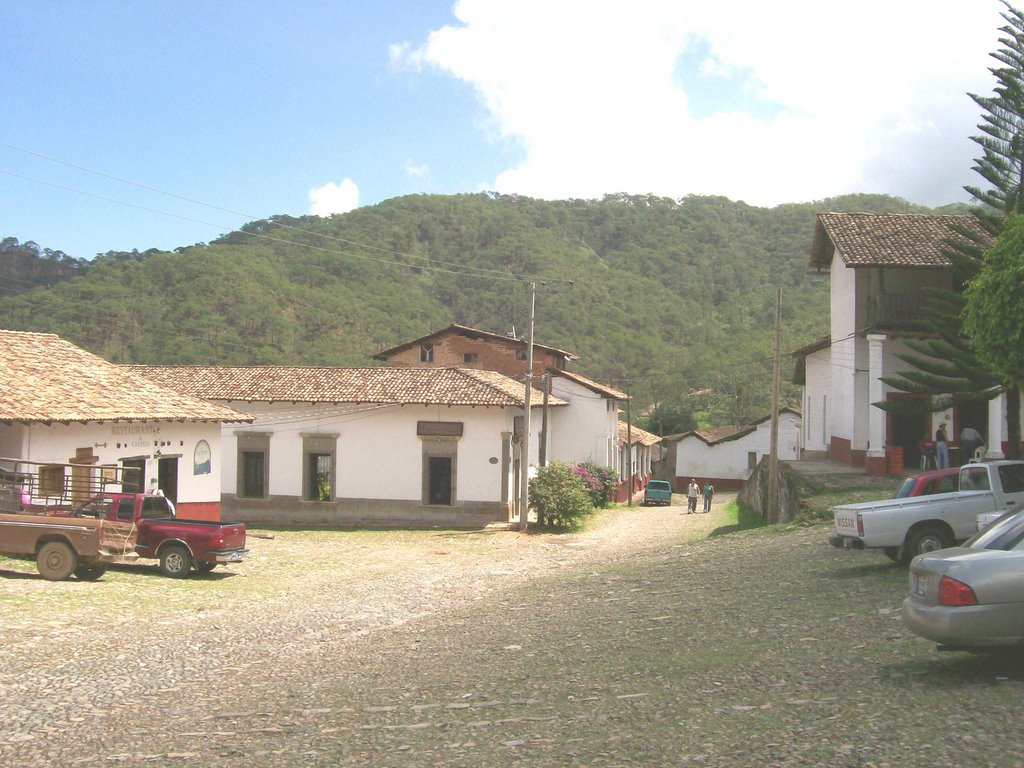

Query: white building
795 213 1020 475
667 408 802 490
0 330 249 519
617 421 662 502
547 369 626 469
132 365 565 528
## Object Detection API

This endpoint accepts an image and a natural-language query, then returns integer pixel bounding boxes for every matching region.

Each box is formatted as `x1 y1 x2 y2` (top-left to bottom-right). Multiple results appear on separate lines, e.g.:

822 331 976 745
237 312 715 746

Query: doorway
888 395 929 469
122 459 146 493
427 456 453 505
158 457 179 505
956 397 989 452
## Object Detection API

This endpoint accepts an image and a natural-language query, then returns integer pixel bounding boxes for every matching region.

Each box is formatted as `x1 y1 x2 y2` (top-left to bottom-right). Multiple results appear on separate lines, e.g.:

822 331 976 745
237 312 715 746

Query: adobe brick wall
384 334 561 380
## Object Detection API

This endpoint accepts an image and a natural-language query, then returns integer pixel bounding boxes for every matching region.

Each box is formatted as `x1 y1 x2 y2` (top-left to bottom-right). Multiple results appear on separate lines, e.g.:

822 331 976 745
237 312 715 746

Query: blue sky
0 0 1007 260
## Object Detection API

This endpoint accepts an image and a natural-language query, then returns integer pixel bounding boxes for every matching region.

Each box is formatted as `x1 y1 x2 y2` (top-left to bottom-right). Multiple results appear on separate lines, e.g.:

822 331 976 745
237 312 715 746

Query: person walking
687 479 700 514
935 422 950 469
702 481 714 513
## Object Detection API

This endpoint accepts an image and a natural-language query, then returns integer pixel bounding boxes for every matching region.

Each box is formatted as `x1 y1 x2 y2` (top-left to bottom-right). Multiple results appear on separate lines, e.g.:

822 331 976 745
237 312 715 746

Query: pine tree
876 1 1024 458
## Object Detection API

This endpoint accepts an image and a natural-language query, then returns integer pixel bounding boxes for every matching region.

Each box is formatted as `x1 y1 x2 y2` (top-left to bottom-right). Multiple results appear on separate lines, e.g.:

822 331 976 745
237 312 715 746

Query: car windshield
965 503 1024 551
648 482 670 490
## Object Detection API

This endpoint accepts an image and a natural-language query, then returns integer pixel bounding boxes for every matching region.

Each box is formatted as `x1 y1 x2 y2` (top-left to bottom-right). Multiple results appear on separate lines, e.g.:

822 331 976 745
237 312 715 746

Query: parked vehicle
895 467 959 499
0 456 141 516
70 493 247 578
0 511 136 581
829 460 1024 565
901 503 1024 652
643 480 673 506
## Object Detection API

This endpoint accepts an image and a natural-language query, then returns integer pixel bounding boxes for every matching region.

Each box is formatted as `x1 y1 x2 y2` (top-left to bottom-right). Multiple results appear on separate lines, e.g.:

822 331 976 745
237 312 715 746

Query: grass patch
797 476 904 521
734 500 769 530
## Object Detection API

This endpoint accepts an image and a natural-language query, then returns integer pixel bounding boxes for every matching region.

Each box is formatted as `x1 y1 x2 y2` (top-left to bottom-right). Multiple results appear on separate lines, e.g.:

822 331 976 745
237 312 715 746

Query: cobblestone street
2 498 1023 767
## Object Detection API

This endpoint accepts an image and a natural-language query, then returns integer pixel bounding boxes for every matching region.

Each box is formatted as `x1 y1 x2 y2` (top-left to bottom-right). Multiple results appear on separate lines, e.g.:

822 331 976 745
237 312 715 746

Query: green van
643 480 673 506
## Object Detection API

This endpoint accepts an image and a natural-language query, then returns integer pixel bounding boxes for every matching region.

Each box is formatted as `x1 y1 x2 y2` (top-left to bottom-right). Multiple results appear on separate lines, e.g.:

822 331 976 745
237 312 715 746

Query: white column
866 334 886 458
986 393 1006 459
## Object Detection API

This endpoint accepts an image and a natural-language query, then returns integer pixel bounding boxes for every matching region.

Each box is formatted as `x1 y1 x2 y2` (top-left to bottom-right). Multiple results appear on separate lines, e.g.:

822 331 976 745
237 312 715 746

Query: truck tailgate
221 523 245 550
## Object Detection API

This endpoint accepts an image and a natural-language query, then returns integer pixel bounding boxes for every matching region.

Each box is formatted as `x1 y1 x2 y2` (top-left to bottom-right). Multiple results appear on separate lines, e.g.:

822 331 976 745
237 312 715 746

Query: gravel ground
1 495 1023 767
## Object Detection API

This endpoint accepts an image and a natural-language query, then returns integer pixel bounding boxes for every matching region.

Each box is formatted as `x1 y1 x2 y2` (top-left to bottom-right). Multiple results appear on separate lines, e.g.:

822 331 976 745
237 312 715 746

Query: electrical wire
0 140 533 281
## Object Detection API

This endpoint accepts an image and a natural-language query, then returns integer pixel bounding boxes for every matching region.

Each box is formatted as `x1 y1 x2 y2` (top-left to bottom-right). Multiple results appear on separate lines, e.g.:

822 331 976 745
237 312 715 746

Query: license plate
228 551 243 562
913 573 927 598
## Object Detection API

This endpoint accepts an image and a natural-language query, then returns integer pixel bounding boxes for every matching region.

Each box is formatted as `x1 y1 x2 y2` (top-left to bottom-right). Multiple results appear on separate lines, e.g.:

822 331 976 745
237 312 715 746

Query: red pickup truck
71 493 247 578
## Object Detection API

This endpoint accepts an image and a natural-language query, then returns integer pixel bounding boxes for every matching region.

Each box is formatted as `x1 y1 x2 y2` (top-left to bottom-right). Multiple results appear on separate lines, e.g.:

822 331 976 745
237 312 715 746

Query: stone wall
737 457 802 524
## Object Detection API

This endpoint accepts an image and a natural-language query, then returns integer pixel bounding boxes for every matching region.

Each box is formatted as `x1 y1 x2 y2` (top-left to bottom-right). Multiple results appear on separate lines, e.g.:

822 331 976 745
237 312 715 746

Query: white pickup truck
828 460 1024 565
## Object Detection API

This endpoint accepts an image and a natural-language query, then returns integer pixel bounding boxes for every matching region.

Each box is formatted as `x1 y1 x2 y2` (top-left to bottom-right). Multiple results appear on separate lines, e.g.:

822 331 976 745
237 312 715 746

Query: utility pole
519 281 536 532
767 288 782 523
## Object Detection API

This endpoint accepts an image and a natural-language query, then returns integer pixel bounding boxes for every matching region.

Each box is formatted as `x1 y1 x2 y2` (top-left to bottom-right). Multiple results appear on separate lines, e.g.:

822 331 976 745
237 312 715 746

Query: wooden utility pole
767 288 782 523
519 282 536 532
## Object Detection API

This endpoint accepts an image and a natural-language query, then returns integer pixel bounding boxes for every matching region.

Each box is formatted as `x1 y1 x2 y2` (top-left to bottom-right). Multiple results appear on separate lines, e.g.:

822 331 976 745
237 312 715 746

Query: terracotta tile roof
0 331 251 425
552 369 629 400
692 425 751 444
373 323 577 362
129 365 565 408
808 213 992 269
667 408 801 446
618 421 661 446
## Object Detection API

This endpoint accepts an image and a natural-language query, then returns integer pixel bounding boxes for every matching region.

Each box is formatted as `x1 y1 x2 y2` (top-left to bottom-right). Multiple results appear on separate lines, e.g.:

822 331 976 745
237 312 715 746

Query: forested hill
0 192 966 429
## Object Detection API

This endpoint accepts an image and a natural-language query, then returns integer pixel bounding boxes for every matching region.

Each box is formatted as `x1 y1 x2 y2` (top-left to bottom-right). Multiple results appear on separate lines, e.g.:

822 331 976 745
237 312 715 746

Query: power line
0 140 530 281
2 166 531 283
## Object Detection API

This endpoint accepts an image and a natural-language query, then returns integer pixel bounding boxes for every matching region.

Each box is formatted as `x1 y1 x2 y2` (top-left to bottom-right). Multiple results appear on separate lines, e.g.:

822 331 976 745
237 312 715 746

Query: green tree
963 216 1024 396
878 1 1024 458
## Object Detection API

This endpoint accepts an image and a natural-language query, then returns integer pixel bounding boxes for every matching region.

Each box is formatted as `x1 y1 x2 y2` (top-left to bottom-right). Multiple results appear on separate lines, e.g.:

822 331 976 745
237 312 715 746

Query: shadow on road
824 561 897 579
880 651 1024 687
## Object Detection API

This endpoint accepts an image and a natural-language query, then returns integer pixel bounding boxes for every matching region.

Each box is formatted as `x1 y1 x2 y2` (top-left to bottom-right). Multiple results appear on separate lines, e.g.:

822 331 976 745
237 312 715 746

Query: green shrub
530 462 594 529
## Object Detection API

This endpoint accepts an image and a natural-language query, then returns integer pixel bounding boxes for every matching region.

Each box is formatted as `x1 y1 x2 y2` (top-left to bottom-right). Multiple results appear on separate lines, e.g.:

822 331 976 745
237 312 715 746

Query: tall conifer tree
876 1 1023 458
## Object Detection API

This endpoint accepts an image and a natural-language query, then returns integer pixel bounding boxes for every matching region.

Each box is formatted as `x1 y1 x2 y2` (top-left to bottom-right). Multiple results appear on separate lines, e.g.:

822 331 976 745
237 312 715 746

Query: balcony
865 292 928 330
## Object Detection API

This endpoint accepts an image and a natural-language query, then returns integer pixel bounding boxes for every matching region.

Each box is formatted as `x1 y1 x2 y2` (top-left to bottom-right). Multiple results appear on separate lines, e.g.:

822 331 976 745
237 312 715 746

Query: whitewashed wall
1 421 223 504
802 348 831 455
673 414 802 483
547 377 618 468
830 256 858 445
224 401 517 503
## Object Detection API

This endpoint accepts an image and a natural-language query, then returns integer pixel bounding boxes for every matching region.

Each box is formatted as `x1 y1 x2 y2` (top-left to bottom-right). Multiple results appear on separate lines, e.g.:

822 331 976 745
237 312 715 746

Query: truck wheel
159 545 193 578
74 563 108 581
37 541 78 581
905 526 951 562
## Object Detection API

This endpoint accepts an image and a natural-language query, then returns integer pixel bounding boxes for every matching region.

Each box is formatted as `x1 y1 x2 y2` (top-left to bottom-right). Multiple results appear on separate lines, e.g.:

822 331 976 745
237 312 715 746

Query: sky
0 0 1009 260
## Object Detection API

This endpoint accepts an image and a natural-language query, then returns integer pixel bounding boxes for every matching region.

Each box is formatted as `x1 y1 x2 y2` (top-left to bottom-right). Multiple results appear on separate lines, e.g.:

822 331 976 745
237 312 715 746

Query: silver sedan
901 505 1024 651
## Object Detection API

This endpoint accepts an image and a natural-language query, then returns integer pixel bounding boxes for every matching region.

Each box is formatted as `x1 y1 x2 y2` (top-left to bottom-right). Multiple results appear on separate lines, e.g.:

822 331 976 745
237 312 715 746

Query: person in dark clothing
935 422 950 468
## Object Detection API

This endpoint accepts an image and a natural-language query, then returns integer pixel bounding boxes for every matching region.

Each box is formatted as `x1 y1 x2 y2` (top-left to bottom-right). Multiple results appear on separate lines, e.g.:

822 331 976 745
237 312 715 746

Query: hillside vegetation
0 192 961 430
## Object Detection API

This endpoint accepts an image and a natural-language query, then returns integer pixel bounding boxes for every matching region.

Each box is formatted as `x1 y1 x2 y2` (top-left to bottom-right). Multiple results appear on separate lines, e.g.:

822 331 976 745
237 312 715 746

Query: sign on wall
194 440 212 476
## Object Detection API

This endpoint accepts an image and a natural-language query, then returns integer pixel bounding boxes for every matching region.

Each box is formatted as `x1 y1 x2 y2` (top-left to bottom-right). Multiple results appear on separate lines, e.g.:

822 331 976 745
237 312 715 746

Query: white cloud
404 159 430 178
308 179 360 216
394 0 1005 206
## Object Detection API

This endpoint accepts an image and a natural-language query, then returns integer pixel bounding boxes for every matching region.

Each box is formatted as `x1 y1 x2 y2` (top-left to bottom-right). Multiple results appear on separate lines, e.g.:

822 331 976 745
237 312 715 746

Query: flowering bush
530 462 594 529
575 459 618 507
